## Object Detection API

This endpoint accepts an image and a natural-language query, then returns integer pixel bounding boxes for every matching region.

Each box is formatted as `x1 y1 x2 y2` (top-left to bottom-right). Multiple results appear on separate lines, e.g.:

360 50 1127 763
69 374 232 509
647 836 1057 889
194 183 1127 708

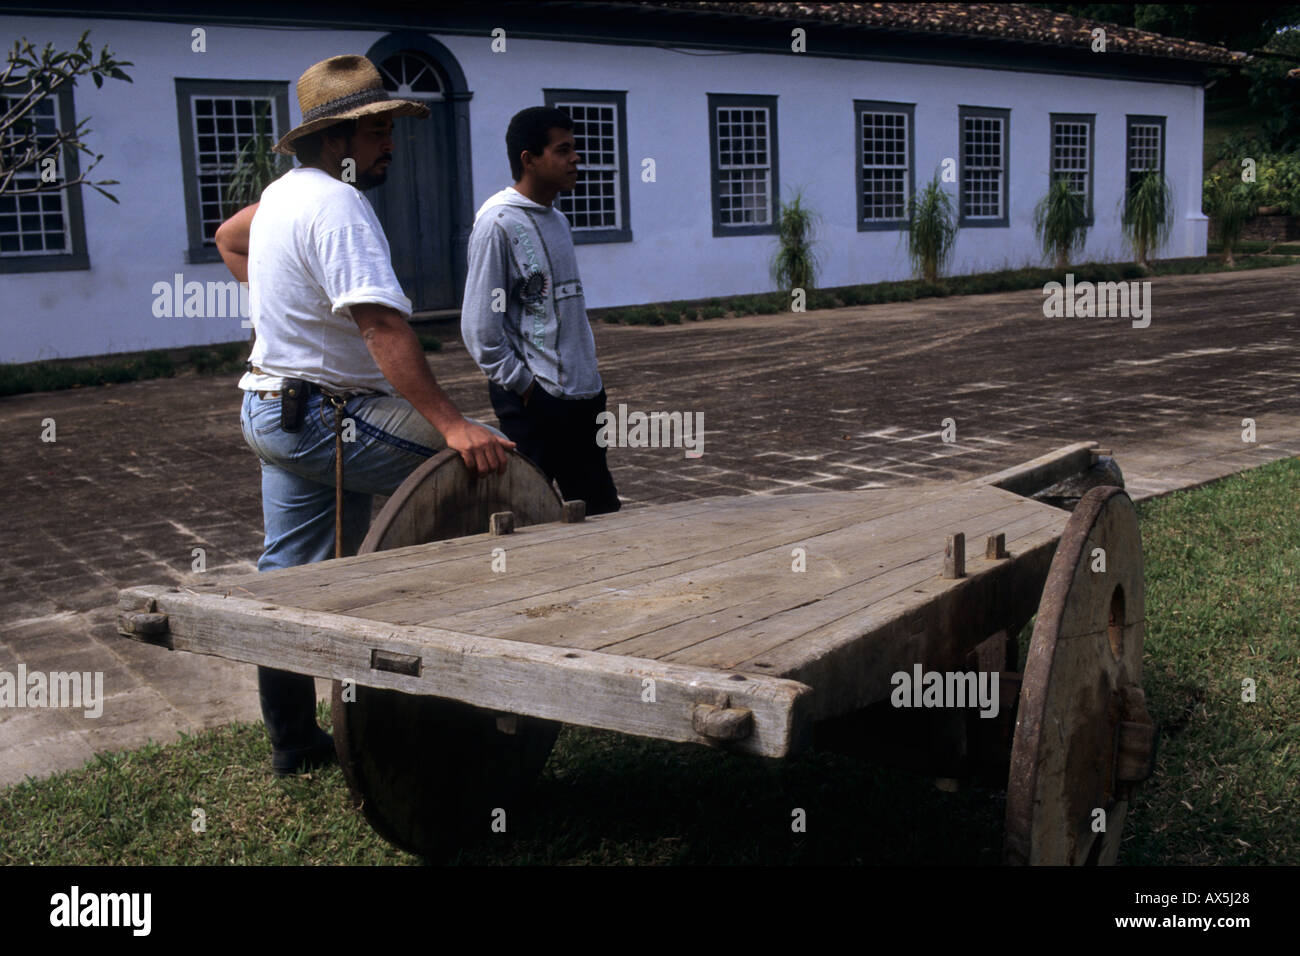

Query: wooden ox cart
117 441 1156 864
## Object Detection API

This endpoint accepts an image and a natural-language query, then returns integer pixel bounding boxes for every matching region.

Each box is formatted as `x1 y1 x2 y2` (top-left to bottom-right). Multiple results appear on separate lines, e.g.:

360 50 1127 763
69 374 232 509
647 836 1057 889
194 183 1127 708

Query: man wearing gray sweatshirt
461 107 620 514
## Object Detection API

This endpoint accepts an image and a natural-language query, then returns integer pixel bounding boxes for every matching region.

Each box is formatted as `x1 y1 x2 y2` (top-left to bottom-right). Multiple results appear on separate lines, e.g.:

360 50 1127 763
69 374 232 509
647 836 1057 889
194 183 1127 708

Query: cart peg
562 500 586 523
692 702 754 741
985 533 1008 560
489 511 515 535
943 533 965 578
117 611 171 648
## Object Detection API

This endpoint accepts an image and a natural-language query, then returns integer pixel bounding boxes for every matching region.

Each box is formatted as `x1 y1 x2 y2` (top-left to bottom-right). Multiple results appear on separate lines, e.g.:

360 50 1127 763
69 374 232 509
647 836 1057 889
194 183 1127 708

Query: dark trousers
489 382 621 515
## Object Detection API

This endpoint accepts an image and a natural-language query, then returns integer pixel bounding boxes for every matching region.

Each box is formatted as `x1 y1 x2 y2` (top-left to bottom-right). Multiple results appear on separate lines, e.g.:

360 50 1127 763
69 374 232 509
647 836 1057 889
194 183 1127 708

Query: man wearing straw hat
216 54 513 775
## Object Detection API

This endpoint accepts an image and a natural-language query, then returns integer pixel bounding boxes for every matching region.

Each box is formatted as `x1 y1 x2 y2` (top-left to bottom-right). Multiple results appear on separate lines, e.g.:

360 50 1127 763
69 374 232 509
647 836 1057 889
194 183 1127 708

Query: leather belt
249 367 377 403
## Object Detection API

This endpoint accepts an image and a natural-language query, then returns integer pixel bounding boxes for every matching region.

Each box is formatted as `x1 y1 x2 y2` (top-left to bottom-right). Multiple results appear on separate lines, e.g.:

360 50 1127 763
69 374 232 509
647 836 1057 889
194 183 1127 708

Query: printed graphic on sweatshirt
512 223 549 349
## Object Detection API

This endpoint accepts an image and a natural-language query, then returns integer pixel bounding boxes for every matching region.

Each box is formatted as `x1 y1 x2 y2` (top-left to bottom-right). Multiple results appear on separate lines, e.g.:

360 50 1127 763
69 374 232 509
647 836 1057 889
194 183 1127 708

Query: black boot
257 666 336 775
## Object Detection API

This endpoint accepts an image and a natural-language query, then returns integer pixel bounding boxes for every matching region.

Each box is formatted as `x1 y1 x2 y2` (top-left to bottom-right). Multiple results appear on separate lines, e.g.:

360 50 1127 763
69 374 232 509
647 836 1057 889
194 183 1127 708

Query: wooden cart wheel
1005 486 1156 865
330 449 565 859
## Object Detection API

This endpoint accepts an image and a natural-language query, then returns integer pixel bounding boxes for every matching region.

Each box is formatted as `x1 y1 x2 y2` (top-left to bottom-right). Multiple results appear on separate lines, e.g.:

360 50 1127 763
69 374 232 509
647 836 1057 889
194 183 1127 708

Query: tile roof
648 2 1245 66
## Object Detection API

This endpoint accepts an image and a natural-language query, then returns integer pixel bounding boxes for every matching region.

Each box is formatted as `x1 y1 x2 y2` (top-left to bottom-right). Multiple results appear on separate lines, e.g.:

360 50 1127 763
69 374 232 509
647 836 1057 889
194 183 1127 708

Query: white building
1 2 1239 363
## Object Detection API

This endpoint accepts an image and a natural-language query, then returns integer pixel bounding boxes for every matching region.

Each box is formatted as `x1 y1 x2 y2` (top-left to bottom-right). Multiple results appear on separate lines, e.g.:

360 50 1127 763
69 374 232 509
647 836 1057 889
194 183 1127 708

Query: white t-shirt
238 166 411 395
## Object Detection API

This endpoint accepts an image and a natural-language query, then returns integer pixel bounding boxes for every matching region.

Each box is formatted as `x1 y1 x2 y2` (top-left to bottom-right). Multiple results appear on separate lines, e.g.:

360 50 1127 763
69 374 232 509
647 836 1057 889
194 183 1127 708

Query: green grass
2 458 1297 864
0 350 177 398
1121 457 1300 865
1 333 443 398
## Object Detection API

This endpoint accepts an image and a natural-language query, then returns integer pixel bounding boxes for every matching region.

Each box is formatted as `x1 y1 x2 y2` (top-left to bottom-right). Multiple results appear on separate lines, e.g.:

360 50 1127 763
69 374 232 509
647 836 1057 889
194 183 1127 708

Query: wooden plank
662 505 1065 672
421 485 1047 655
115 585 813 757
346 487 964 629
729 521 1065 723
972 441 1098 497
222 487 952 621
211 491 887 605
587 493 1052 665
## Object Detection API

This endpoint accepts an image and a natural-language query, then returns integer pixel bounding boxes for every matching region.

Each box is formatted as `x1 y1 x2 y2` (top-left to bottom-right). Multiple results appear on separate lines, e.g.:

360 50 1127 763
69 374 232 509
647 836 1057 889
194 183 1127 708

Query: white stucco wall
2 15 1209 362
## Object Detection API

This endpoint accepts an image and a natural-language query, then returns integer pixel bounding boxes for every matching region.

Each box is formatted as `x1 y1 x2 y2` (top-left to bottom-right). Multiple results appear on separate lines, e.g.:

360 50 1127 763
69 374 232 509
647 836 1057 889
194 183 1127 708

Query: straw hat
274 54 430 155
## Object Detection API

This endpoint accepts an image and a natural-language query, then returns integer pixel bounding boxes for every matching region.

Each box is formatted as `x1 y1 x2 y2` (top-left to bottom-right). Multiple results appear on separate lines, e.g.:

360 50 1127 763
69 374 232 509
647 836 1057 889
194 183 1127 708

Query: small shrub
1033 176 1089 270
1203 174 1254 266
771 187 821 293
905 173 960 283
1122 169 1174 269
701 305 726 319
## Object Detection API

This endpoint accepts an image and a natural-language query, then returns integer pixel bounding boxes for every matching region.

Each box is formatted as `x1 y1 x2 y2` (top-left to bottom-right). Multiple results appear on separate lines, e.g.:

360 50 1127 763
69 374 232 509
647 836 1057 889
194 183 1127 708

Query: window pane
1052 120 1090 209
861 110 909 221
963 115 1005 218
554 100 621 230
190 94 277 243
715 105 773 226
0 93 71 255
1126 121 1162 194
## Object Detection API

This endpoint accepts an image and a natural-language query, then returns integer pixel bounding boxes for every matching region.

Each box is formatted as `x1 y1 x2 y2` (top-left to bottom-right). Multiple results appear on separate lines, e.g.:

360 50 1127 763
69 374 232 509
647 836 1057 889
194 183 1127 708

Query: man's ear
323 132 349 165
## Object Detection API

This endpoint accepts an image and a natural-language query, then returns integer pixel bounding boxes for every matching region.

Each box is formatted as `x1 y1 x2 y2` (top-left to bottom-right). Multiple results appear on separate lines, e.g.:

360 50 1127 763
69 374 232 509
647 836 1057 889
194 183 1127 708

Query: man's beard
356 163 390 191
347 144 393 191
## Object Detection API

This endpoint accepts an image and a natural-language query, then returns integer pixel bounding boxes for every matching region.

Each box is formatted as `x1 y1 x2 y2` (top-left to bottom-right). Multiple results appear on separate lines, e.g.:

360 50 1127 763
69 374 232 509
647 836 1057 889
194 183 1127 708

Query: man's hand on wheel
444 419 514 476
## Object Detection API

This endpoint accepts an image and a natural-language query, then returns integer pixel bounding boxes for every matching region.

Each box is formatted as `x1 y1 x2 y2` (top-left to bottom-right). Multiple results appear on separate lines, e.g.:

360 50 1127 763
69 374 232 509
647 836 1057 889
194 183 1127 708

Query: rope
329 394 348 559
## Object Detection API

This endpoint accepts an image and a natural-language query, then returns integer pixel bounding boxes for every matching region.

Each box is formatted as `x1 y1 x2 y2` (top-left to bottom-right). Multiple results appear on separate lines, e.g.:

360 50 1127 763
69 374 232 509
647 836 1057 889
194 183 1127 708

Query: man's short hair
293 119 358 165
506 107 574 180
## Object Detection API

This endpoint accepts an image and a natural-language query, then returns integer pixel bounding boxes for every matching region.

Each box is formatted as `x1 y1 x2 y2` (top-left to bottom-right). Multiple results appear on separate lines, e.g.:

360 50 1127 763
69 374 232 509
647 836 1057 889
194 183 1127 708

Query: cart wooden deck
119 480 1069 757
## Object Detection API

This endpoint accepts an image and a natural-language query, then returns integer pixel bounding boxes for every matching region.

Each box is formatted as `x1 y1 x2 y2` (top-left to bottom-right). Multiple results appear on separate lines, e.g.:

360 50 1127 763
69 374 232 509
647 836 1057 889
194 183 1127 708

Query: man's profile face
339 114 395 191
526 126 581 192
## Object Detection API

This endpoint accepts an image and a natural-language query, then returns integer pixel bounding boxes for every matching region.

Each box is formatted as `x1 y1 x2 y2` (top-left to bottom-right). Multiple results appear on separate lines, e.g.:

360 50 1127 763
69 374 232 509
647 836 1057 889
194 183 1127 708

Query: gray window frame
708 93 779 238
1049 112 1095 226
1125 113 1166 206
958 105 1011 228
855 100 915 232
174 78 290 264
543 88 631 245
0 86 90 274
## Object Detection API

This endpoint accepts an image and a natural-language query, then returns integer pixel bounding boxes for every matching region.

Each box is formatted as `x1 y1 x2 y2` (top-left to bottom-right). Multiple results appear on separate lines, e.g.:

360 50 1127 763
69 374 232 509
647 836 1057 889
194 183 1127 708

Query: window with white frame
192 96 278 241
708 94 778 236
960 107 1009 225
175 79 289 262
1051 114 1094 222
0 84 89 273
544 90 629 243
856 101 913 227
1126 116 1164 196
0 94 72 257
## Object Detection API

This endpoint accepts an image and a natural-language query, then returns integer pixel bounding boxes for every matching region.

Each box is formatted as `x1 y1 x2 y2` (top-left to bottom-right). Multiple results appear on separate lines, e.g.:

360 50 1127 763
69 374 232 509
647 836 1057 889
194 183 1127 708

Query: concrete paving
3 264 1299 787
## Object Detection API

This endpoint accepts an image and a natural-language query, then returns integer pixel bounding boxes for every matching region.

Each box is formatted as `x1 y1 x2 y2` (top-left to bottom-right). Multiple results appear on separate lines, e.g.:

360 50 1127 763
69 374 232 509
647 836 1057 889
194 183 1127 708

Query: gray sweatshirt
461 187 603 399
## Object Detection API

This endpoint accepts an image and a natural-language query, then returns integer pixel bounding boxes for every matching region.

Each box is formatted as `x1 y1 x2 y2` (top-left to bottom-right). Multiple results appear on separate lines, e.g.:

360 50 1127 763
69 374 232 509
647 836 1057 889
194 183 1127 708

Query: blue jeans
238 387 500 757
240 388 501 568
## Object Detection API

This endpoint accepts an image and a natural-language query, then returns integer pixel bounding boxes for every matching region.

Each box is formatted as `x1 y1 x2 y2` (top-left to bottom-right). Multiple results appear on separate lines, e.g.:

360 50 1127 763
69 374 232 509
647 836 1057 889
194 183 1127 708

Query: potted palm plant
1033 177 1088 271
905 174 959 284
224 103 290 217
1204 174 1253 267
771 187 821 305
1121 168 1174 271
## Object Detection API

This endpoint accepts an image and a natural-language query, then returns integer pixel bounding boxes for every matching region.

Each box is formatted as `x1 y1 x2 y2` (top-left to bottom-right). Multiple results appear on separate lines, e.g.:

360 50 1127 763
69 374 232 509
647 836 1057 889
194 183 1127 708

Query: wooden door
369 52 455 312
